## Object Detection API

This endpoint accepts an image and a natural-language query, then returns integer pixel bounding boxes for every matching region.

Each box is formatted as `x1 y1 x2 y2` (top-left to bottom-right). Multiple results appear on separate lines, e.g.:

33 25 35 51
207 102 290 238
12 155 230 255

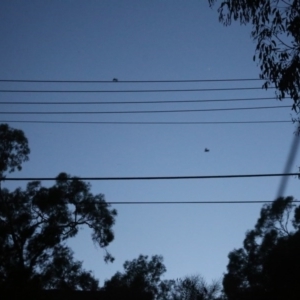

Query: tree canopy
103 254 166 299
0 124 117 291
0 174 117 291
103 254 223 300
223 196 300 300
0 123 30 177
209 0 300 110
167 275 222 300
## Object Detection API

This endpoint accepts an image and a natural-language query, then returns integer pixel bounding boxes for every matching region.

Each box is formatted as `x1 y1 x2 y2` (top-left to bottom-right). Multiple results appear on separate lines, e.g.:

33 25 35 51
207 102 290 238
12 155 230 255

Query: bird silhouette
113 78 118 82
204 148 210 152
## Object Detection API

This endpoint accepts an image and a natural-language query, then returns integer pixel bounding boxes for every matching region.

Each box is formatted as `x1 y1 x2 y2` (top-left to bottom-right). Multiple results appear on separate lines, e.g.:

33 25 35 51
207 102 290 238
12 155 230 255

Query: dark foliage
0 123 30 177
0 124 117 292
223 196 300 300
2 289 180 300
103 255 222 300
0 174 117 291
164 275 222 300
209 0 300 110
103 254 166 300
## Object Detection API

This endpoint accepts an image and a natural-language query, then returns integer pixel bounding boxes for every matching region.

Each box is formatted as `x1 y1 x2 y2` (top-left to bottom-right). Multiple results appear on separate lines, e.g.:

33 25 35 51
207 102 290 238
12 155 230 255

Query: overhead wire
0 78 296 206
0 78 264 83
0 82 290 124
0 87 275 93
276 124 300 198
2 173 299 181
0 105 290 115
0 97 289 105
105 200 300 205
0 120 291 125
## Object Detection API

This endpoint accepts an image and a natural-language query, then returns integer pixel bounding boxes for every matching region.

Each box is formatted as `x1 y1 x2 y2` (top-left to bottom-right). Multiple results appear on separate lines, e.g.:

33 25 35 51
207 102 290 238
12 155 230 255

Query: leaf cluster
209 1 300 110
103 255 166 299
0 123 30 177
167 275 222 300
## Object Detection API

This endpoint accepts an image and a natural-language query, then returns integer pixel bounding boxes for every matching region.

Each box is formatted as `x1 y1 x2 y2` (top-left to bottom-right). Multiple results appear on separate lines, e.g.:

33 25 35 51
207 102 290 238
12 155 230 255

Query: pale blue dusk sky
0 0 299 286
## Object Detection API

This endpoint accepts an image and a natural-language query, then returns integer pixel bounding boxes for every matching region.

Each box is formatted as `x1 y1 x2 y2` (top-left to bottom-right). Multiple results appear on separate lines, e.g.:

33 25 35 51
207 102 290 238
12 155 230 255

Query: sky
0 0 299 287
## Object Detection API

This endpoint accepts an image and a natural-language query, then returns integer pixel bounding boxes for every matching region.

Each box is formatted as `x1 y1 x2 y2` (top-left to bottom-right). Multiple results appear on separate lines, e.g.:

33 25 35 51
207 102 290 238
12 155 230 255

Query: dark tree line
0 123 224 299
110 195 300 300
102 254 222 300
1 121 300 298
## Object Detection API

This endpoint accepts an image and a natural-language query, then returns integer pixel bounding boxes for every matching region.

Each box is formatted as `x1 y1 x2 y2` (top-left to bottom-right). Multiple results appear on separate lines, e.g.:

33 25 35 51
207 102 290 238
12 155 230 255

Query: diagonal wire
276 126 300 198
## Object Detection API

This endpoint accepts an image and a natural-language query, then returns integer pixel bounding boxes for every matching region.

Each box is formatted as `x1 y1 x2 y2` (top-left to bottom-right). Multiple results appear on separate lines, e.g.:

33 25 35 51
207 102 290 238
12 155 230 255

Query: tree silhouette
208 0 300 110
162 275 222 300
103 254 166 299
103 255 223 300
0 124 117 292
0 123 30 178
223 196 300 300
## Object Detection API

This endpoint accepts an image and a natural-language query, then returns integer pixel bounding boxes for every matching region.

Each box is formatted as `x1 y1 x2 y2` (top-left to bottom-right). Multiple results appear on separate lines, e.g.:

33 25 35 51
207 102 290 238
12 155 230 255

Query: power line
0 87 275 93
0 105 289 115
0 120 291 125
0 97 285 105
104 200 300 204
0 78 263 83
2 173 299 181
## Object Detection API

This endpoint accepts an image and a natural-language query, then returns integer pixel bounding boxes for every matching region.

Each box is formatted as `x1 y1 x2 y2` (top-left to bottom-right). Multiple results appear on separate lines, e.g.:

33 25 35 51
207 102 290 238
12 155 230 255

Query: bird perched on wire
113 78 118 82
204 148 210 152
